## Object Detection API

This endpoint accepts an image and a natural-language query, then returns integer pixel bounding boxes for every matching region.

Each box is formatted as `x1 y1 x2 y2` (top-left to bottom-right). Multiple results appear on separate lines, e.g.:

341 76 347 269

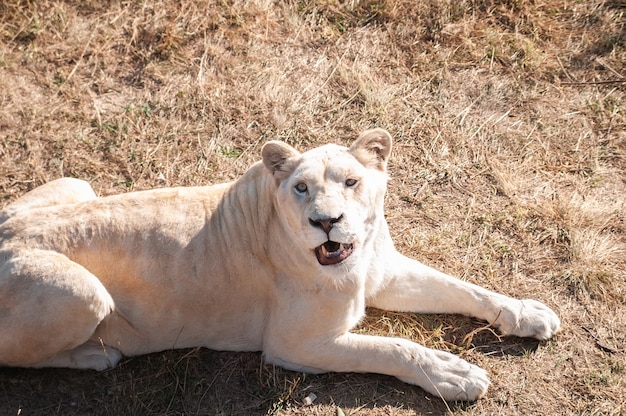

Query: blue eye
295 182 308 193
345 178 358 187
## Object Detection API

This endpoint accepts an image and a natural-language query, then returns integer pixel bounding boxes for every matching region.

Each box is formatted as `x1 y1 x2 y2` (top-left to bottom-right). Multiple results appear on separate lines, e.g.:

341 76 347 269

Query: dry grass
1 0 625 414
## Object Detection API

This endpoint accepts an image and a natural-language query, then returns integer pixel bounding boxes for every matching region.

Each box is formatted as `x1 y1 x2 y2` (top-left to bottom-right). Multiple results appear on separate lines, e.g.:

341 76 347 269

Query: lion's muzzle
314 241 354 266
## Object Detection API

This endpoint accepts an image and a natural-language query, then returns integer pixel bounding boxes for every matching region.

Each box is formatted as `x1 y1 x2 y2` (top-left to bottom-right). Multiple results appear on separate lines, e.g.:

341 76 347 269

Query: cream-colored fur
0 129 560 401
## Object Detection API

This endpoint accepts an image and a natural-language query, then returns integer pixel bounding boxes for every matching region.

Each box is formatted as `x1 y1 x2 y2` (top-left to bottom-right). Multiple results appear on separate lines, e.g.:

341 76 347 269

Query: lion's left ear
261 140 300 182
349 128 393 171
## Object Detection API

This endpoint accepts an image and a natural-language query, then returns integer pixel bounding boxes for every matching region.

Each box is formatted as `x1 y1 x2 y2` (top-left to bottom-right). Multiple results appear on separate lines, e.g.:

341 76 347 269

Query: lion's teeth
319 243 348 258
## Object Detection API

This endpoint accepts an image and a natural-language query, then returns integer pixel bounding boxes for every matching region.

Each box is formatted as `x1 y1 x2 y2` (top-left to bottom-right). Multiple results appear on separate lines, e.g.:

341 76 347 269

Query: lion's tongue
315 241 353 266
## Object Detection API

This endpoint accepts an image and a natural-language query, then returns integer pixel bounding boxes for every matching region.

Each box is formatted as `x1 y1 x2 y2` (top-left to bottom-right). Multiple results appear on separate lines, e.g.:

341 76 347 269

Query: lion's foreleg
264 332 490 401
368 252 561 340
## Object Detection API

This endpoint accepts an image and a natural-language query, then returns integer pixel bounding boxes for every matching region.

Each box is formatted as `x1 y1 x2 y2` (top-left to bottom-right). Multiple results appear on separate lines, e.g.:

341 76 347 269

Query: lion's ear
349 128 393 171
261 141 300 181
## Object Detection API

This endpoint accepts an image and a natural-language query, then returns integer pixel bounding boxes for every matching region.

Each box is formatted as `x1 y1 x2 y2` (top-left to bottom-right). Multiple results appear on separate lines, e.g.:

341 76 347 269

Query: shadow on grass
0 351 451 415
0 317 542 415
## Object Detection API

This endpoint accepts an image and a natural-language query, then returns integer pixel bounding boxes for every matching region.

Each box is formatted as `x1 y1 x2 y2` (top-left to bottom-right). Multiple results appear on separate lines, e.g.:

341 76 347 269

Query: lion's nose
309 215 343 235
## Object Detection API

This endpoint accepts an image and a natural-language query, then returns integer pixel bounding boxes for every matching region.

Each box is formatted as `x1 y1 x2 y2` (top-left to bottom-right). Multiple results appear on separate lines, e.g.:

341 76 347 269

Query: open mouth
314 241 354 266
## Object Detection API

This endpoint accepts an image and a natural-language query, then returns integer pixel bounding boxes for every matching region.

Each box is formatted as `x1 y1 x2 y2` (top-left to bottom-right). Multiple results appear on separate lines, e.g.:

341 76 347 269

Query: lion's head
262 129 392 269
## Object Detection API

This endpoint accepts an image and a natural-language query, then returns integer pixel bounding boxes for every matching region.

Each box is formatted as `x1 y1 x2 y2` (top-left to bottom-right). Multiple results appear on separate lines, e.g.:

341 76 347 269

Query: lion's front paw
402 350 490 401
498 299 561 340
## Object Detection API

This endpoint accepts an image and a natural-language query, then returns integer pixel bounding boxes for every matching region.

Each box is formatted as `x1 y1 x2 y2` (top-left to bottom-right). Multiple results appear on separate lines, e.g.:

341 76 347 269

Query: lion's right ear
261 141 300 181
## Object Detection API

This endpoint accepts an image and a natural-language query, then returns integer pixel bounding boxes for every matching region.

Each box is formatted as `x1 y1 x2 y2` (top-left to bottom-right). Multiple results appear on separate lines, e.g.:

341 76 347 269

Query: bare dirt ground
0 1 624 415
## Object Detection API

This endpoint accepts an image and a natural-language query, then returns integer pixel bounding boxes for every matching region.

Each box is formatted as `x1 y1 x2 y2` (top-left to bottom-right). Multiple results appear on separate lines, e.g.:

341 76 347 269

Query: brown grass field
1 0 624 415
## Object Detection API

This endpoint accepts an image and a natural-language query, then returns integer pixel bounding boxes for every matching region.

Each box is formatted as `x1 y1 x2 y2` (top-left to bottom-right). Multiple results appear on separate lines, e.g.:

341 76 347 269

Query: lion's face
262 129 392 268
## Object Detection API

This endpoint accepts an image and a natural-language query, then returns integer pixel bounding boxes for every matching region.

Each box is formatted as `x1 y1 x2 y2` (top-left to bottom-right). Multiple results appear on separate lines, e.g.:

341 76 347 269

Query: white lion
0 129 560 401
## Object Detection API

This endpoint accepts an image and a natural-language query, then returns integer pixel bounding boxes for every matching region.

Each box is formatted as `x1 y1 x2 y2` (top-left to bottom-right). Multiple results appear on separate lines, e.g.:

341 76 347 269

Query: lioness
0 129 560 401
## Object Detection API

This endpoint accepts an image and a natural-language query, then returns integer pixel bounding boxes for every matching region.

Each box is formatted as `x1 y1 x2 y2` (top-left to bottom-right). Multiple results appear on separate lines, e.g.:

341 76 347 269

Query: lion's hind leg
0 249 121 370
32 339 123 371
0 178 96 224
